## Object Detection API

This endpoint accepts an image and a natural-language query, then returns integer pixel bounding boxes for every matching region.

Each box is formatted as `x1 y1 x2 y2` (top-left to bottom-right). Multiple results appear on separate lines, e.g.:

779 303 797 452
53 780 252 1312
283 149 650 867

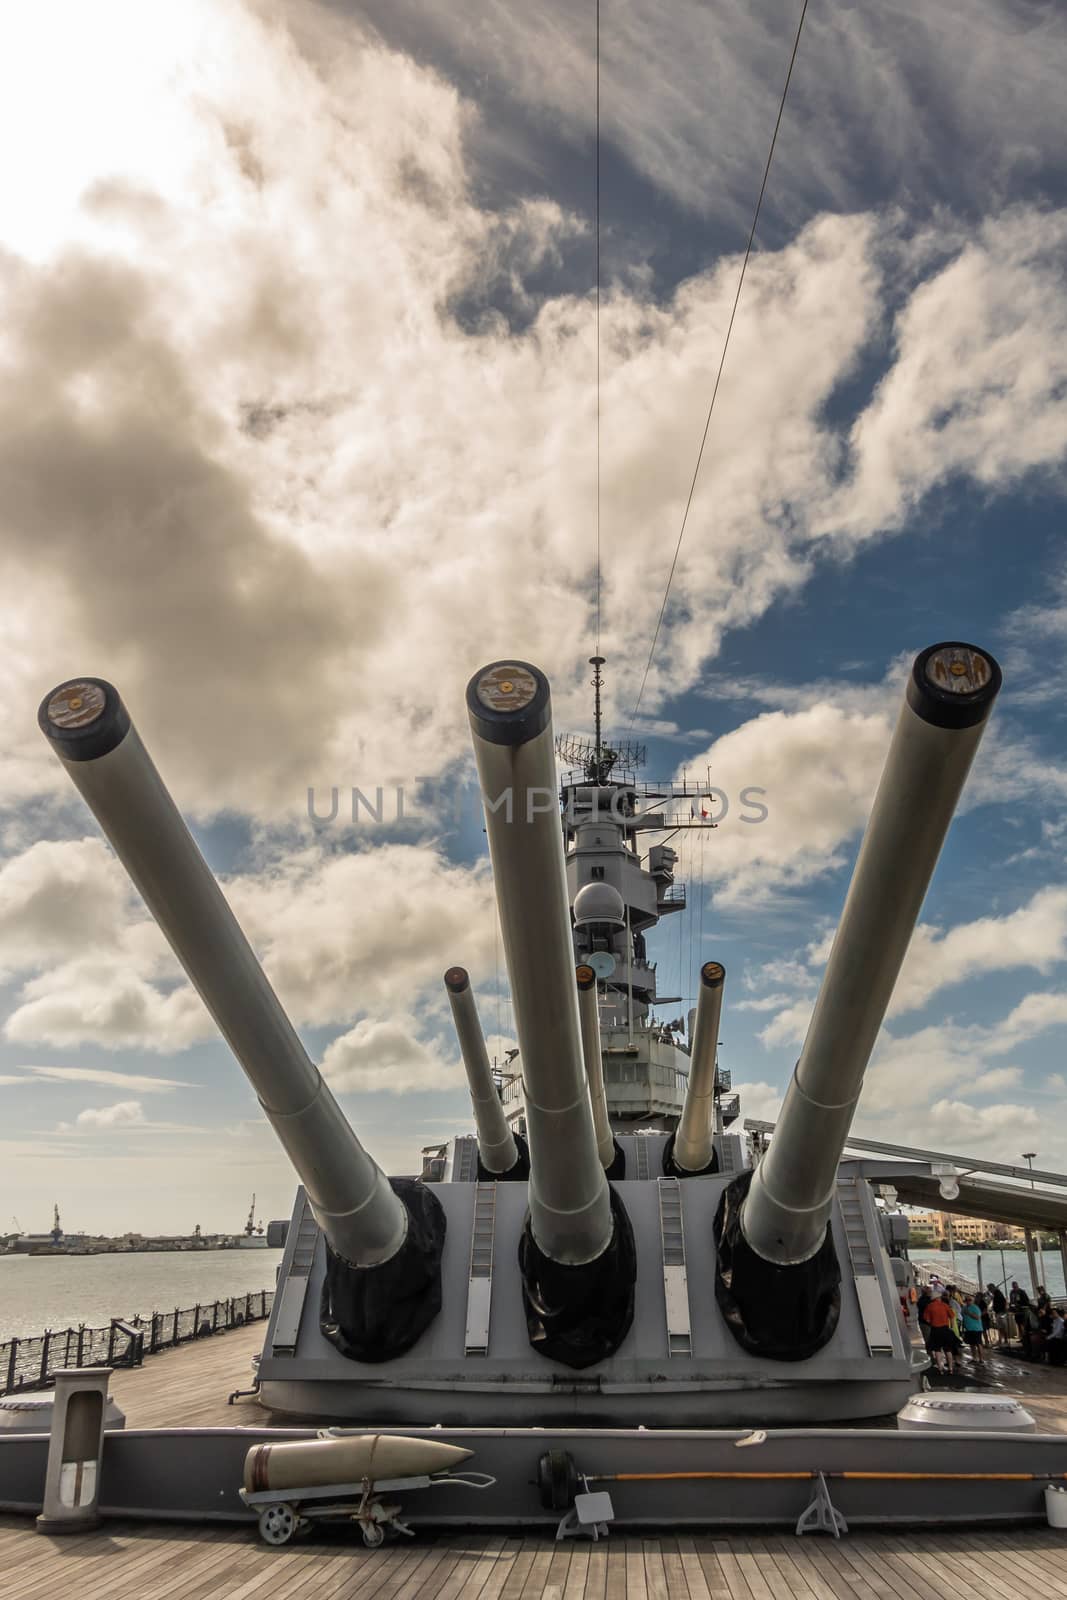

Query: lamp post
1022 1152 1046 1292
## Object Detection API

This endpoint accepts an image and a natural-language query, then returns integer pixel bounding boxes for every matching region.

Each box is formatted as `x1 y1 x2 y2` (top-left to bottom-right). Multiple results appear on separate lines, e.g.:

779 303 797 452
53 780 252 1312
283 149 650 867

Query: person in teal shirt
961 1296 986 1367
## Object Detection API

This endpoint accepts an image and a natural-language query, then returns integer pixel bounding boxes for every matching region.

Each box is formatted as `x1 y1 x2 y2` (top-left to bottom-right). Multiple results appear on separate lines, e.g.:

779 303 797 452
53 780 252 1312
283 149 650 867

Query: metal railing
0 1289 274 1398
913 1261 981 1295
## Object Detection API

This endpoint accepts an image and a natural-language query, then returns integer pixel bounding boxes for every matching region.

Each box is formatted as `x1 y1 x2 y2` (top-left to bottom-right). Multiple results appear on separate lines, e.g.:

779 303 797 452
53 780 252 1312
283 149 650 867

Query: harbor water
3 1243 1060 1343
914 1248 1065 1299
0 1249 284 1340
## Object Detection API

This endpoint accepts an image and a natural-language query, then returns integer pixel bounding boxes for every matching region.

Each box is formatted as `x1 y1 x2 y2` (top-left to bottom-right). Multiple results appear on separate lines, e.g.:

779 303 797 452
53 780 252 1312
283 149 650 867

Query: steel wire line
627 0 810 732
595 0 602 657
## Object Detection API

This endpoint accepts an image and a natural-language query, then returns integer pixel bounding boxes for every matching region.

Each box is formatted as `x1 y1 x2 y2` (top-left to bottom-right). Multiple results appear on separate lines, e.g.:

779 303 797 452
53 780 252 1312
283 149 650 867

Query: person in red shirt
923 1293 958 1375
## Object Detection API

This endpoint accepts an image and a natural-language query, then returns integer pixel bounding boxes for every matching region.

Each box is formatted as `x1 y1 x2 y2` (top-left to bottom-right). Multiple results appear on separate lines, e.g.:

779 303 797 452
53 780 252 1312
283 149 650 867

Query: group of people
916 1276 1066 1373
1005 1280 1067 1363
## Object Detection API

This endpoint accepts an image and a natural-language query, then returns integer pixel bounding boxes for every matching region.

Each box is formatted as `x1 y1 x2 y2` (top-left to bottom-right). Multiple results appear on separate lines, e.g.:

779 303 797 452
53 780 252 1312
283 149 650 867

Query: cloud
753 973 1067 1171
924 1098 1041 1141
15 1065 192 1092
688 631 1067 909
73 1100 145 1129
728 1079 782 1127
0 1 1063 833
987 991 1067 1053
0 838 148 977
345 0 1067 229
753 875 1067 1047
733 991 795 1014
970 1067 1024 1094
860 991 1067 1121
225 843 498 1030
758 1000 812 1051
850 1085 1067 1175
321 1014 463 1095
4 960 211 1053
891 887 1067 1017
822 210 1067 543
0 833 498 1053
685 698 894 909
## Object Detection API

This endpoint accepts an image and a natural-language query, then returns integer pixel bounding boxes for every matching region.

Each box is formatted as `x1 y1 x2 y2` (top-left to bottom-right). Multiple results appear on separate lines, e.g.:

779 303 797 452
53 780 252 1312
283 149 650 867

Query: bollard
35 1368 113 1534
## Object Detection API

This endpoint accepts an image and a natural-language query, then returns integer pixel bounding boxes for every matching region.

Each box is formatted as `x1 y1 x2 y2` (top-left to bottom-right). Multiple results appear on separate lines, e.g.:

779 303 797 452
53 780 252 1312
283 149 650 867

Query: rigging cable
594 0 602 657
675 828 685 1012
698 820 707 968
627 0 810 732
494 909 503 1046
686 829 695 1007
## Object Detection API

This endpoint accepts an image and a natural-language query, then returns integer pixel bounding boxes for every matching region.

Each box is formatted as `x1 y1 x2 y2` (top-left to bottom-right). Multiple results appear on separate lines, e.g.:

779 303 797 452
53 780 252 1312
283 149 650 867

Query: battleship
1 642 1066 1544
35 642 1001 1428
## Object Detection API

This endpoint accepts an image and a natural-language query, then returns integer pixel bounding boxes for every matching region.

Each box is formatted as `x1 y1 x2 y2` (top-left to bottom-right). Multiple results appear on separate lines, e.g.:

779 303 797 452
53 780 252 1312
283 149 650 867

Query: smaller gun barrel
671 961 725 1175
38 679 406 1270
444 967 521 1175
576 966 615 1170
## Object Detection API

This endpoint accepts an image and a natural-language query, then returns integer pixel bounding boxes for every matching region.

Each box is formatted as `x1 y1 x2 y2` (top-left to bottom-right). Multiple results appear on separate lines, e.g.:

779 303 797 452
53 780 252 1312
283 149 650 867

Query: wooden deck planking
937 1534 1039 1600
583 1541 610 1600
11 1329 1067 1598
7 1526 1067 1600
99 1317 1067 1436
103 1323 268 1430
965 1528 1067 1596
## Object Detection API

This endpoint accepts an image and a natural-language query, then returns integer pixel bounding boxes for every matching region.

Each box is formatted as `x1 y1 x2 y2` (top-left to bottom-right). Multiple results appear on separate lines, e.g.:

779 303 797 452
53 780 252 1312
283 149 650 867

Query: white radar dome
573 882 626 928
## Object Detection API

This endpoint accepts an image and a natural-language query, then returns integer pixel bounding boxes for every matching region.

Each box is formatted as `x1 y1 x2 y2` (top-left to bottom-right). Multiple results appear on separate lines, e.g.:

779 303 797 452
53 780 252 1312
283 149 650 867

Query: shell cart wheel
258 1503 299 1545
360 1521 385 1548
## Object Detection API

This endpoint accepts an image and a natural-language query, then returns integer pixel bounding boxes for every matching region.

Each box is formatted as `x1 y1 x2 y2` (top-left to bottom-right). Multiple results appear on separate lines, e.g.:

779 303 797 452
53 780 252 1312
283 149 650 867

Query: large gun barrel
444 966 526 1177
467 662 635 1367
716 643 1001 1359
668 961 725 1176
39 679 444 1360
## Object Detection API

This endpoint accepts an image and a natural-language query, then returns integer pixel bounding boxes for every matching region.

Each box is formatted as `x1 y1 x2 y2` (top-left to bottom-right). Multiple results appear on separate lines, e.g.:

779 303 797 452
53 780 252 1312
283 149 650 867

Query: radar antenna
555 657 646 783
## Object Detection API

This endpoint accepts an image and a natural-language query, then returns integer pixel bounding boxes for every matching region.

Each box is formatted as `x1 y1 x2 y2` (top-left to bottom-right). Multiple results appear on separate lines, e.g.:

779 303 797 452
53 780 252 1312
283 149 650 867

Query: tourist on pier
922 1293 958 1375
1048 1308 1066 1368
916 1286 933 1349
987 1283 1009 1342
960 1296 986 1367
1009 1282 1030 1341
1021 1304 1045 1361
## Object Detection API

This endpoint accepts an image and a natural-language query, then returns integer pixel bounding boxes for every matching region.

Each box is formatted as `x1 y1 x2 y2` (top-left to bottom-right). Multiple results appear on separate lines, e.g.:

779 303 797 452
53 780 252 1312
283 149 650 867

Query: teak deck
2 1324 1066 1598
5 1522 1067 1600
103 1321 1067 1435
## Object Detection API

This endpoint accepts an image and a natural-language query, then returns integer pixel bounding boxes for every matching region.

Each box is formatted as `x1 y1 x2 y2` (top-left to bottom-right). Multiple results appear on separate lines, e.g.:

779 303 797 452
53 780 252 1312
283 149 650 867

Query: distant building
935 1213 1027 1246
905 1210 1028 1247
905 1210 940 1246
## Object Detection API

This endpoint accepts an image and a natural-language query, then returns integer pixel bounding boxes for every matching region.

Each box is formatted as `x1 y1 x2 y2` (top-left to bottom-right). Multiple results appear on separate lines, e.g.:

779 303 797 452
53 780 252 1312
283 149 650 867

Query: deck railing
0 1289 274 1398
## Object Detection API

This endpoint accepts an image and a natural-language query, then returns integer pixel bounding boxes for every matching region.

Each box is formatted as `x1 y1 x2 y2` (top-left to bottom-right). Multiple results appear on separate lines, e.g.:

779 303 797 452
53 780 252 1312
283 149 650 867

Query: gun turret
444 967 528 1178
576 965 624 1176
467 662 635 1367
39 679 445 1362
666 961 725 1176
715 643 1001 1359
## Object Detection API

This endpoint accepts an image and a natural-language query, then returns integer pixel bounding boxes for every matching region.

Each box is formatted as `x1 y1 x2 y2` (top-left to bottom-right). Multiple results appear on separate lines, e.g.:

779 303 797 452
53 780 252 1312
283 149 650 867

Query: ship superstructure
492 656 738 1151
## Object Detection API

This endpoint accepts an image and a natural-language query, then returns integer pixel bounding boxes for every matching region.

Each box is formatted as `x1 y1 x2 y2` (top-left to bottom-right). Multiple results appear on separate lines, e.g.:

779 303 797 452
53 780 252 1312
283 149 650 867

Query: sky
2 0 1067 1235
